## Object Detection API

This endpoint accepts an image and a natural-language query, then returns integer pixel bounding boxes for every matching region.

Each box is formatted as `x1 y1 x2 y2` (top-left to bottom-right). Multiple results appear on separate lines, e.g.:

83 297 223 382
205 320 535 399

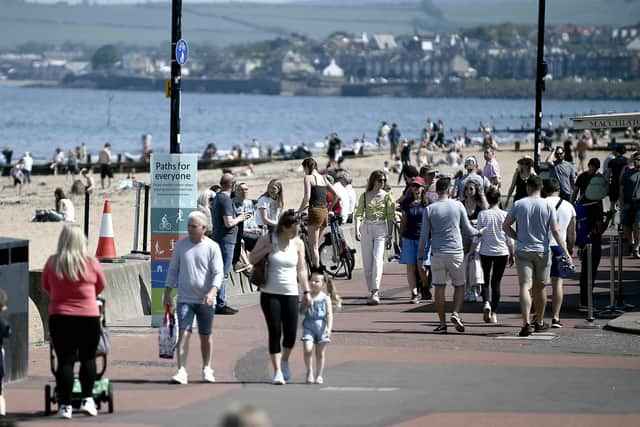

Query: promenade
8 252 640 427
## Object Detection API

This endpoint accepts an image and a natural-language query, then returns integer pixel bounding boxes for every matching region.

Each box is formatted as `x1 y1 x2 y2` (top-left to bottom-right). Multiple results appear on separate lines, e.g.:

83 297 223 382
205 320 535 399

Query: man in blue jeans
212 173 246 314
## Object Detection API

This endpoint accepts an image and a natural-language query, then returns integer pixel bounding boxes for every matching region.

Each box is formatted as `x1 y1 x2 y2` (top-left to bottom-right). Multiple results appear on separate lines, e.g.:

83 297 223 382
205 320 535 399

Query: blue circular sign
175 39 188 65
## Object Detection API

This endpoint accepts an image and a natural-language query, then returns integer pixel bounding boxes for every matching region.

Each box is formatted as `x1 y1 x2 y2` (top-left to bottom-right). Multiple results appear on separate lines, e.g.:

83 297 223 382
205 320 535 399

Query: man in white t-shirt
543 178 576 328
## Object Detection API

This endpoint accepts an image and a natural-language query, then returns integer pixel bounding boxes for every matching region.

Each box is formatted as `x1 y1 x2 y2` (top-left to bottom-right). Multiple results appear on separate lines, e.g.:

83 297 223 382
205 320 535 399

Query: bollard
616 225 635 311
132 184 141 252
84 190 90 239
597 234 624 318
576 244 601 329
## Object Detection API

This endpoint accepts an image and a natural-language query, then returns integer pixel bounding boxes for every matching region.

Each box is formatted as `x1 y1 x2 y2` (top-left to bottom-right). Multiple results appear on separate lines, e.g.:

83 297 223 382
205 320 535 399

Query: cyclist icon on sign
159 214 172 231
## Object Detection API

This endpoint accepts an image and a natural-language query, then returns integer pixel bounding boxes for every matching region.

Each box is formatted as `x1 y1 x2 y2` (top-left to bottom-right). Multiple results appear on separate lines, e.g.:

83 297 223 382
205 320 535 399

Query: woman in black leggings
470 188 514 324
250 210 311 385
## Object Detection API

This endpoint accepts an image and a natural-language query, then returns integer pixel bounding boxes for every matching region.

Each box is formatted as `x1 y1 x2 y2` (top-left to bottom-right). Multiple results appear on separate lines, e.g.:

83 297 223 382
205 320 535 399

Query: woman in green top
354 170 395 304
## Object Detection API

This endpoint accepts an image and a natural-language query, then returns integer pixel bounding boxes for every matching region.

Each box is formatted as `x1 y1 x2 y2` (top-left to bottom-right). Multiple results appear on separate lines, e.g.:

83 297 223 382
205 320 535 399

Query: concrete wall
29 259 152 340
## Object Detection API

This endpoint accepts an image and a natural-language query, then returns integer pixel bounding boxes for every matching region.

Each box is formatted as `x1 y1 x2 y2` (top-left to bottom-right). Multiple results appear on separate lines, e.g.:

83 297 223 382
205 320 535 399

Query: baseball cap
410 176 426 187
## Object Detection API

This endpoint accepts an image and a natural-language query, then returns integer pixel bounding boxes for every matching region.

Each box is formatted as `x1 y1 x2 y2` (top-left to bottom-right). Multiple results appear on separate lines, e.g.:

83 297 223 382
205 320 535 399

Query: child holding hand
300 267 341 385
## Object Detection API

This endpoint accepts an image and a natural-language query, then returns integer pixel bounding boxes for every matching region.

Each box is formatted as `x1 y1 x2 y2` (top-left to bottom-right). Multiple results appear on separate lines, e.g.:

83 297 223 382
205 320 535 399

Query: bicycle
297 214 314 278
319 213 356 280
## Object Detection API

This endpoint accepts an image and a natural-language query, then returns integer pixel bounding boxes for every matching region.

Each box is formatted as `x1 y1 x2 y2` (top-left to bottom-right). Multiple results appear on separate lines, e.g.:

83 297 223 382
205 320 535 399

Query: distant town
1 22 639 99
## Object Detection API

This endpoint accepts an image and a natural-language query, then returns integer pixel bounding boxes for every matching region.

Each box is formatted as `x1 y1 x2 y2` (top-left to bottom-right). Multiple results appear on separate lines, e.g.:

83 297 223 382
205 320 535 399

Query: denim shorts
549 246 568 279
176 302 215 336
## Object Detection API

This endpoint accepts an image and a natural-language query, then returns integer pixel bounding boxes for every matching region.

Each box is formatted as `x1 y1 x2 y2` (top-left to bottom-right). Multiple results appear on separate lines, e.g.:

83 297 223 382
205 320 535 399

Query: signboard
150 153 198 326
175 39 189 65
572 112 640 130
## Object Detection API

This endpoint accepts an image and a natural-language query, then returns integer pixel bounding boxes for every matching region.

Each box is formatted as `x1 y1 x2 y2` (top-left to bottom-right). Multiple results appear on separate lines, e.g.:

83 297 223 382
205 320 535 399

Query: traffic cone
96 200 118 261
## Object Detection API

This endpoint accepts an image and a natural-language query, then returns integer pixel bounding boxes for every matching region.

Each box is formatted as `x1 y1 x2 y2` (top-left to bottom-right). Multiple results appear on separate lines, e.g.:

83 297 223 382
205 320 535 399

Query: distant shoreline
2 74 631 101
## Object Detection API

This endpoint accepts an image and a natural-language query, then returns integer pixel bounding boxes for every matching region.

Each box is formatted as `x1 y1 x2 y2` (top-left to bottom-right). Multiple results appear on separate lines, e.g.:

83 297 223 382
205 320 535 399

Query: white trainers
171 367 188 384
371 292 380 305
203 366 216 383
483 302 492 323
315 375 324 384
272 370 285 385
80 397 98 416
281 360 291 381
490 313 498 324
57 404 72 419
306 371 314 384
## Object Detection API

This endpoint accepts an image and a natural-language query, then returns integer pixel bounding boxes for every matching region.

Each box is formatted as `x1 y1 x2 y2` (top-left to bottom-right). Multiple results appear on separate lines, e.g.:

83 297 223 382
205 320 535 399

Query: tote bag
159 305 178 359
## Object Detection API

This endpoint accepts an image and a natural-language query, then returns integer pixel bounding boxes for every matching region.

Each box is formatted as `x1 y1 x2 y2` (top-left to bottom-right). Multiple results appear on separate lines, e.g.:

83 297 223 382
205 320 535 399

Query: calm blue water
0 85 637 161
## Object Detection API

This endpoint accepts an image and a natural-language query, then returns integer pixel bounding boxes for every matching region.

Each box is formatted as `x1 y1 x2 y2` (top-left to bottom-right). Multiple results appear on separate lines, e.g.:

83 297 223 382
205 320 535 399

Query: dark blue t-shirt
212 192 238 244
401 200 426 240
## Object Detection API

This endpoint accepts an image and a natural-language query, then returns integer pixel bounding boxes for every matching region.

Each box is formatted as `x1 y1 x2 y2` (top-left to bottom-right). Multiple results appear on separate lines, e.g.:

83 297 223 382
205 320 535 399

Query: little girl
300 267 341 384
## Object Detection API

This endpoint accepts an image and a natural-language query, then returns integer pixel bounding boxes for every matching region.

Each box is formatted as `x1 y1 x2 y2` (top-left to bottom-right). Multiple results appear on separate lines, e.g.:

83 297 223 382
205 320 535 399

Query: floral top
354 192 395 221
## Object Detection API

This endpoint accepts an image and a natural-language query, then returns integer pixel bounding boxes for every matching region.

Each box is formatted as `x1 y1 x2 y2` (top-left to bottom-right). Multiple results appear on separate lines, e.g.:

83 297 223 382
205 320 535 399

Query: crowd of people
3 119 640 419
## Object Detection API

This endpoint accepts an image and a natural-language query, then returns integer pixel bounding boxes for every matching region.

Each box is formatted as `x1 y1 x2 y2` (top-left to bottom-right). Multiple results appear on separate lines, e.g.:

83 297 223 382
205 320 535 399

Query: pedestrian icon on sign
175 39 189 65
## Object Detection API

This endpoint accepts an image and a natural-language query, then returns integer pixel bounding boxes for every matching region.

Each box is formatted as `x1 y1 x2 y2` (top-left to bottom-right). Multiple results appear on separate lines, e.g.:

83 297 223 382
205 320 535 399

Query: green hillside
0 0 638 49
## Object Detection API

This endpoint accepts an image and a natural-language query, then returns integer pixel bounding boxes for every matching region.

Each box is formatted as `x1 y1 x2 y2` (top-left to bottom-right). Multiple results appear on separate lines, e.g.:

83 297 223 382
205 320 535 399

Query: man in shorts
503 176 572 337
418 177 483 334
98 143 113 189
163 211 224 384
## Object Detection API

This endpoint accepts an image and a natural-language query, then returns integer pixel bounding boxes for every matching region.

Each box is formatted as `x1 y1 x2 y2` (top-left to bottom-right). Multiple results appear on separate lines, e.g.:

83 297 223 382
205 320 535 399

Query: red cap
410 177 426 187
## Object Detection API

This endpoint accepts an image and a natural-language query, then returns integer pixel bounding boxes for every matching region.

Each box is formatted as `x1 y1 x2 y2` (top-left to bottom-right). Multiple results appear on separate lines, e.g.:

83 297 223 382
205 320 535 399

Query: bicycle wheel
319 242 347 278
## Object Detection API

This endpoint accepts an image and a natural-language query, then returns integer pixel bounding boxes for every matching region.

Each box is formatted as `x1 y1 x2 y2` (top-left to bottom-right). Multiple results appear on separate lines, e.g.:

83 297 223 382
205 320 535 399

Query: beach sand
0 140 617 271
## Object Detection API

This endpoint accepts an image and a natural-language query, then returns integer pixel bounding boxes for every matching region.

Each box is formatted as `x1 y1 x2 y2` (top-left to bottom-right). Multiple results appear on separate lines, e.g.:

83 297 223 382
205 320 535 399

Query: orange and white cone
96 200 118 260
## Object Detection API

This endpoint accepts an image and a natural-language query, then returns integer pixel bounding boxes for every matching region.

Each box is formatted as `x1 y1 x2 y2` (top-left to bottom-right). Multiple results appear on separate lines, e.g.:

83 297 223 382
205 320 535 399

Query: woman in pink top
42 225 106 419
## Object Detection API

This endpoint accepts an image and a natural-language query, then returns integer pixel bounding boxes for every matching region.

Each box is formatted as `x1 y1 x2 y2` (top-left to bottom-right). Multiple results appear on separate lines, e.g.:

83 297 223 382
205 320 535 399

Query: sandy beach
0 140 623 271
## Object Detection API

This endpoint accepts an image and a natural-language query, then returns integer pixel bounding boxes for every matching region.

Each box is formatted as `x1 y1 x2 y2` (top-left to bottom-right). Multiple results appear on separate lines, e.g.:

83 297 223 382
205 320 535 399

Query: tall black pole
533 0 546 173
170 0 182 154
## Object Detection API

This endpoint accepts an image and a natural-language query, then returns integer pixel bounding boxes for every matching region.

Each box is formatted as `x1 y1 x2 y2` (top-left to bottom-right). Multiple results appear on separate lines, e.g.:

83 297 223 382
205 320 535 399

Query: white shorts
431 252 465 286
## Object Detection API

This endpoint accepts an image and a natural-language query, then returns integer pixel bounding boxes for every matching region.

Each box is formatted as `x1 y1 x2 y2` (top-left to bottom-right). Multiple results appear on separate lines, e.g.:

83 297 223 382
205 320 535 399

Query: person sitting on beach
34 188 75 222
202 143 217 160
118 169 137 190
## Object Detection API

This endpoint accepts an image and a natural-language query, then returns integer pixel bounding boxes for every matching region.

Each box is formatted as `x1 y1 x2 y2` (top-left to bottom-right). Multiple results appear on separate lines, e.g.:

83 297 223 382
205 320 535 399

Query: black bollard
84 190 90 239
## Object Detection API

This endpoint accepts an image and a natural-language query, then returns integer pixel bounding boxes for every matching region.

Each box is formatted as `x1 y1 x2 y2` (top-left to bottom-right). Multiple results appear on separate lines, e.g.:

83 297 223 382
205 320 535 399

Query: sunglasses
377 178 387 183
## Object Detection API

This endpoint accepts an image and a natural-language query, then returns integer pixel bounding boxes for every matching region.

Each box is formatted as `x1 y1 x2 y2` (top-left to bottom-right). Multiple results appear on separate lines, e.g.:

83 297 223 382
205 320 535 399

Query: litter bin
0 237 29 381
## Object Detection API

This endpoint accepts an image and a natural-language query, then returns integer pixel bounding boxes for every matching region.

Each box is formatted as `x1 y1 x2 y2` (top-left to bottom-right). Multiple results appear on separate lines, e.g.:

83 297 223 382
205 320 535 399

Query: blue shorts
176 302 215 336
549 246 568 279
399 238 420 265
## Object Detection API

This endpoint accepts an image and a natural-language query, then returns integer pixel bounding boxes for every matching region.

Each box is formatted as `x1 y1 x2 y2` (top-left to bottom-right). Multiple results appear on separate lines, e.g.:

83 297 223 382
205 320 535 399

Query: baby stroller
44 297 114 415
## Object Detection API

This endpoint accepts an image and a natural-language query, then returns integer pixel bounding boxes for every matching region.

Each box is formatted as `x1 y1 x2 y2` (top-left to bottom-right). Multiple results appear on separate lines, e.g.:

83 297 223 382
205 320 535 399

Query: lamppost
533 0 547 173
170 0 182 154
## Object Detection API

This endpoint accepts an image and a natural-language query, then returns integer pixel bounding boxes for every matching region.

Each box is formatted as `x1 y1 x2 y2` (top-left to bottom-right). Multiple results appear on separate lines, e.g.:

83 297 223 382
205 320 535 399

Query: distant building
370 34 397 50
322 59 344 78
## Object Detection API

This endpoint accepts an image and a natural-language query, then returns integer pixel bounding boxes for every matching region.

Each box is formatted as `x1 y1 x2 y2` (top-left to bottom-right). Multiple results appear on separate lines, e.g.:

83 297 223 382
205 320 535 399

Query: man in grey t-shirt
418 177 483 334
546 146 576 200
212 173 246 315
164 211 224 384
503 175 572 337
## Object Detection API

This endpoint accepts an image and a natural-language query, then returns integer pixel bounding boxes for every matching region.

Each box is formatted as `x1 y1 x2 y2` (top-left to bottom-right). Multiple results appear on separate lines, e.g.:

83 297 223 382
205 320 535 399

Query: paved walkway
8 249 640 426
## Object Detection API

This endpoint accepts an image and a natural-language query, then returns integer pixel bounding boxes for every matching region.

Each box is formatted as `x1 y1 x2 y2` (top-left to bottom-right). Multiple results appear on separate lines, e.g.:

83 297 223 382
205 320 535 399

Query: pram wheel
107 382 114 413
44 384 52 415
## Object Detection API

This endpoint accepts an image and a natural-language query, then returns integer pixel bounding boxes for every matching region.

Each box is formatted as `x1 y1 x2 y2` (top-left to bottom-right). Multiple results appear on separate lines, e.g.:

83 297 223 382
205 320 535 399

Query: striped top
476 208 512 256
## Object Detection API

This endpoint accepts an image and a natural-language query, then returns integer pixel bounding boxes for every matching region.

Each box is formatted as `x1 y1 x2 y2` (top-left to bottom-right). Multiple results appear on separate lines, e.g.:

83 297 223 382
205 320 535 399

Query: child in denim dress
301 267 341 385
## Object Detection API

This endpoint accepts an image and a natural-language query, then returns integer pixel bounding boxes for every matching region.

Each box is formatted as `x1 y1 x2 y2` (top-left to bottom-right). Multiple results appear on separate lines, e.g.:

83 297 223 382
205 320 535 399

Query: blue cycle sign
175 39 188 65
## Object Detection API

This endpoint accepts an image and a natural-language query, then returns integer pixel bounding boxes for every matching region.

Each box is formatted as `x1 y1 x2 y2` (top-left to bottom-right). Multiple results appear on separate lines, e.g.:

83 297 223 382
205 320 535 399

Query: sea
1 85 637 162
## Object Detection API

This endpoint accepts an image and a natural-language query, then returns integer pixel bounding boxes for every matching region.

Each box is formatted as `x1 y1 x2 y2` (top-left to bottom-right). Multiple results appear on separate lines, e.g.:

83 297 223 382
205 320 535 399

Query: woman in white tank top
249 209 312 385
